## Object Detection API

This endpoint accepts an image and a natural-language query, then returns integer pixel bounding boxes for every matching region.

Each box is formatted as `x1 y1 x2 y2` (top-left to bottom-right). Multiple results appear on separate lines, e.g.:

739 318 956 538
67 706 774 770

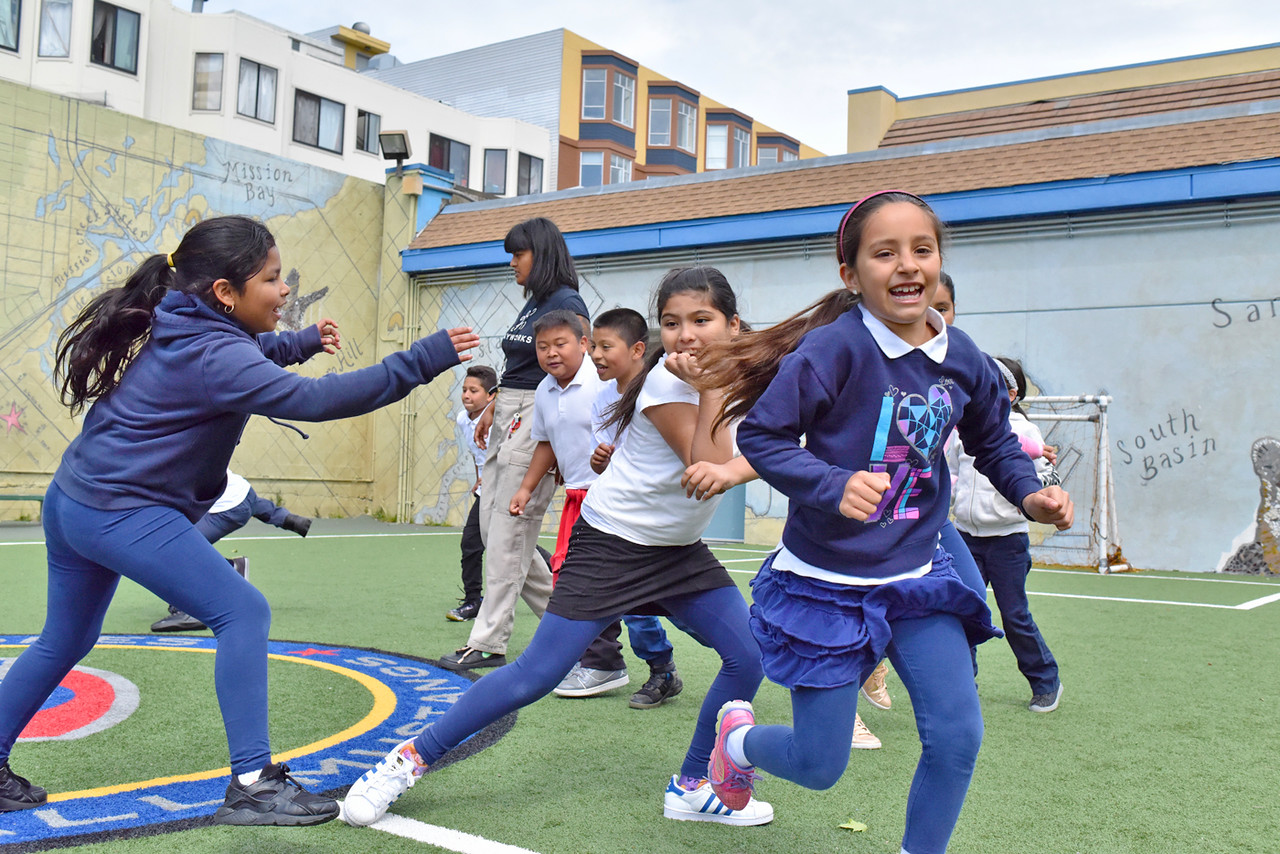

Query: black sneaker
151 605 207 632
229 556 249 579
212 762 338 826
282 514 311 537
629 667 684 709
0 761 46 812
446 599 482 622
438 646 506 671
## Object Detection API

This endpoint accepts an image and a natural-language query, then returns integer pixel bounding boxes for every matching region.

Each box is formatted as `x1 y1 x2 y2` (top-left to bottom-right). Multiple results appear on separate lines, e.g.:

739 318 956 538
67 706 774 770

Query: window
705 124 728 170
782 149 798 162
676 102 697 153
1 0 19 52
293 90 344 153
609 154 632 184
648 99 671 147
237 59 277 123
429 134 470 187
39 0 72 57
483 149 507 194
356 109 380 154
579 151 603 187
757 148 778 166
90 1 140 74
192 53 223 111
582 68 607 120
517 152 543 196
733 127 751 168
612 73 634 127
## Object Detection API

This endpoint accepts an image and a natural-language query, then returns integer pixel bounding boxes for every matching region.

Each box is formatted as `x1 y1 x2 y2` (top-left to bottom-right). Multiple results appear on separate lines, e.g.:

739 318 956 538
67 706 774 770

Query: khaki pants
466 387 556 654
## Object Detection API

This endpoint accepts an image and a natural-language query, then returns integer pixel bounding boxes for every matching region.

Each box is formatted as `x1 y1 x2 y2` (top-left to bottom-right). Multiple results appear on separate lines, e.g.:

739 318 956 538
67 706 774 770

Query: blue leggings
0 483 272 773
743 614 982 854
415 584 762 780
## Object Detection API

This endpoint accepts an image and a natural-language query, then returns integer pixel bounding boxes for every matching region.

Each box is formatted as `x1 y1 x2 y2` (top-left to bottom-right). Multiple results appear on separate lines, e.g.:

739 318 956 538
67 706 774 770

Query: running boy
448 365 497 622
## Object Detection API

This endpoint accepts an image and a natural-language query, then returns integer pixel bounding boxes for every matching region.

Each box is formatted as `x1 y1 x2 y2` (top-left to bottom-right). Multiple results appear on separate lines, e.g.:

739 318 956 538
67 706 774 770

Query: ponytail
698 289 859 431
56 255 172 415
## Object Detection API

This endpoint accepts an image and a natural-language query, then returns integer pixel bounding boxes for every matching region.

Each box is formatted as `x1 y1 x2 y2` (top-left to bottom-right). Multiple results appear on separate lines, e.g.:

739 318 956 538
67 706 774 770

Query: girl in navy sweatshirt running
0 216 477 825
697 192 1075 854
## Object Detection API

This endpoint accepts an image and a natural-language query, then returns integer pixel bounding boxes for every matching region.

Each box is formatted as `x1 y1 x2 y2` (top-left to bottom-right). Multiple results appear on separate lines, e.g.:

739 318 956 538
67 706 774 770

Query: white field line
1027 591 1241 609
1031 567 1280 587
367 812 541 854
1235 590 1280 610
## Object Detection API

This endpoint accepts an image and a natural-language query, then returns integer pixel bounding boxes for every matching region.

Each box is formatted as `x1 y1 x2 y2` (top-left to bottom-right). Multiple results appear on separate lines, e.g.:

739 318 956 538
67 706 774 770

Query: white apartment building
0 0 550 191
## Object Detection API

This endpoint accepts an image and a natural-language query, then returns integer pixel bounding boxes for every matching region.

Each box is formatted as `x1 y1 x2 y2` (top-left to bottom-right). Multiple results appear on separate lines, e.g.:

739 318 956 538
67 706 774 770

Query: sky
195 0 1280 155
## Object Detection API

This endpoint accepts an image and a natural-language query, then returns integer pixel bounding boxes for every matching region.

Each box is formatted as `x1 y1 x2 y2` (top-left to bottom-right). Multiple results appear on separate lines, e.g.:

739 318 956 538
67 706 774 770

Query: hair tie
994 360 1019 399
835 189 927 265
166 253 175 269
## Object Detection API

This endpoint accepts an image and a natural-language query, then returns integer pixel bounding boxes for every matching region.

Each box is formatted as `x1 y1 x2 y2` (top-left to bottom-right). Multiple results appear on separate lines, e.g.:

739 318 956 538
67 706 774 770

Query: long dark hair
701 191 944 430
604 266 740 438
503 217 579 303
55 215 276 414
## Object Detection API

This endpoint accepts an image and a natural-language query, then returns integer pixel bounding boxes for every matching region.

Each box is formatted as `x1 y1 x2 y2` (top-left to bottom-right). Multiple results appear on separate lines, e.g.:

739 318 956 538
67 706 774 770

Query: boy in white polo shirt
509 310 603 577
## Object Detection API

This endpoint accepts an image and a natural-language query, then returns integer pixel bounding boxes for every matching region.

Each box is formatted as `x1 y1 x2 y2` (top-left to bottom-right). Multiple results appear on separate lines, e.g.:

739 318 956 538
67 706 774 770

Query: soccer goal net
1021 395 1128 574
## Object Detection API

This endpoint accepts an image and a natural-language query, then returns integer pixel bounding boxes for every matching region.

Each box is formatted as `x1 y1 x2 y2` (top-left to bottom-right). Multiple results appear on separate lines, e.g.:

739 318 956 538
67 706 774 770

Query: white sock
237 769 262 786
726 724 753 767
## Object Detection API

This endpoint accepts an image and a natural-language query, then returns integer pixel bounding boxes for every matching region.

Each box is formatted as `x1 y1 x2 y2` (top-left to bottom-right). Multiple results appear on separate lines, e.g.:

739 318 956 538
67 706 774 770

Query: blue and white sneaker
662 774 774 826
341 739 427 826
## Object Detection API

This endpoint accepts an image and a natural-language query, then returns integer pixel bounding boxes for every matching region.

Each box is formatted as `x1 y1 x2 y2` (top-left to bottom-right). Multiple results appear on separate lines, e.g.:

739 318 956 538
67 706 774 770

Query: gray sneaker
553 663 629 698
1029 683 1064 713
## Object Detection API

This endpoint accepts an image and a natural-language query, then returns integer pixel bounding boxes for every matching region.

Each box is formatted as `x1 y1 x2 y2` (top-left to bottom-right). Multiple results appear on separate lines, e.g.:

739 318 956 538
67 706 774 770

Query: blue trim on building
846 84 898 98
758 135 800 150
705 111 752 129
649 84 699 101
581 54 638 74
402 157 1280 273
579 122 637 148
646 148 697 171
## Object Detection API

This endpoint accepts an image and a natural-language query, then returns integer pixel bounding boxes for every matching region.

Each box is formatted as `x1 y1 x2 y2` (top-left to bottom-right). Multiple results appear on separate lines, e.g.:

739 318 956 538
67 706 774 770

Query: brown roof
410 111 1280 250
880 70 1280 148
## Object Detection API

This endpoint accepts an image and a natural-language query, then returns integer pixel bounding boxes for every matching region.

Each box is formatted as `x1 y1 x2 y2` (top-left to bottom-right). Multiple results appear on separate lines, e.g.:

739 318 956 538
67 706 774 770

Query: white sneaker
851 713 882 749
552 663 629 697
662 775 774 826
341 739 427 826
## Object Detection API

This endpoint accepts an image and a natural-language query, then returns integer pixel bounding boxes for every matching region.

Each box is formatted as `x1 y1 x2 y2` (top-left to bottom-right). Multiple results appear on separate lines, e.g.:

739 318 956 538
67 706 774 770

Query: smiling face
219 246 287 335
591 326 646 387
535 323 588 386
659 290 740 356
509 250 533 286
840 201 941 346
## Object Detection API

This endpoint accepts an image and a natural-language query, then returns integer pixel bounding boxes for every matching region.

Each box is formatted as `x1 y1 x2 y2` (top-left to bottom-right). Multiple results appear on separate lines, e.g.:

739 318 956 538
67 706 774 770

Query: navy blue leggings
415 584 762 779
743 614 983 854
0 483 272 773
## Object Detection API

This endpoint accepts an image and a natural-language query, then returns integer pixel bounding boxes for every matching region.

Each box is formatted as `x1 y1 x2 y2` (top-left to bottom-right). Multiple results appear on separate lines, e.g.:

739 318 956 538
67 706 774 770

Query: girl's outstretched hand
840 471 891 521
663 352 702 383
1022 486 1074 530
474 403 495 450
317 318 342 354
682 460 734 500
448 327 481 362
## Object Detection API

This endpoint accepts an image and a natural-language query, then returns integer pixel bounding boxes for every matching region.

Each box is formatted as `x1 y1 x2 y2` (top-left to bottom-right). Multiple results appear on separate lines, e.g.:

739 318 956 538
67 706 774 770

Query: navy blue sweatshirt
737 306 1042 580
54 290 460 521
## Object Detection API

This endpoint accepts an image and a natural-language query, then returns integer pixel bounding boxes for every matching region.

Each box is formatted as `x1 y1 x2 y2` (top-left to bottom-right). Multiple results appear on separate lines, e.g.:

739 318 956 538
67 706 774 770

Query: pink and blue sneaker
707 699 759 810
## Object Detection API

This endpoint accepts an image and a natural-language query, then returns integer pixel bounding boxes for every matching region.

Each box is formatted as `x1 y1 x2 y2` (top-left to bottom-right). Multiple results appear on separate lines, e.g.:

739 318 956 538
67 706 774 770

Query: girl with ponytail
0 216 478 826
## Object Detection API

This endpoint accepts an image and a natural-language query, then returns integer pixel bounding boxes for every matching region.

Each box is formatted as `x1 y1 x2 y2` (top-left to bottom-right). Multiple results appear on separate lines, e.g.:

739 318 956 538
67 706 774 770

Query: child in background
0 215 477 824
448 365 497 622
344 267 771 829
554 308 683 708
151 468 312 632
698 192 1073 854
949 356 1064 713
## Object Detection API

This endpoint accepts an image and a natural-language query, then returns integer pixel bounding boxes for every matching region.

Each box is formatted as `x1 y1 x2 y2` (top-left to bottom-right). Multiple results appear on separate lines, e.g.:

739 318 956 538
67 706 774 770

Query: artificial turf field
1 517 1278 853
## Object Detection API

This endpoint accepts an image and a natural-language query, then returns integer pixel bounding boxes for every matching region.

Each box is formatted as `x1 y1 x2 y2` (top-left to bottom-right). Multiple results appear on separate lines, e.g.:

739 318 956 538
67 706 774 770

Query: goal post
1021 395 1128 574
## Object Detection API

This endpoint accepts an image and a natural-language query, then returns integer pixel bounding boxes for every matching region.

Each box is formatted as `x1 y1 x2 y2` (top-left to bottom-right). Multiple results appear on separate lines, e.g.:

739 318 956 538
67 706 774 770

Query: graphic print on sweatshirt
868 381 954 524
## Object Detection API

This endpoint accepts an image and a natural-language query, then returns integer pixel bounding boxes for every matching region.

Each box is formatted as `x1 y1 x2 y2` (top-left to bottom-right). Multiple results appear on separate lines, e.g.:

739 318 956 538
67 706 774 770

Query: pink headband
835 189 927 265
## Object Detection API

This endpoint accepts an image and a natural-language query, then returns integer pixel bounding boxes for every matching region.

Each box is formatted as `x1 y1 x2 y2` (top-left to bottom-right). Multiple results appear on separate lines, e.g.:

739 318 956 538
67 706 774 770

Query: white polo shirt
530 355 604 489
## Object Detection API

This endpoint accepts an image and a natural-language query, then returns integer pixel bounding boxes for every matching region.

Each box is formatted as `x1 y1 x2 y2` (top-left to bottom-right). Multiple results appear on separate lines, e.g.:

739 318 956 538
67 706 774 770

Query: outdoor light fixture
378 130 411 175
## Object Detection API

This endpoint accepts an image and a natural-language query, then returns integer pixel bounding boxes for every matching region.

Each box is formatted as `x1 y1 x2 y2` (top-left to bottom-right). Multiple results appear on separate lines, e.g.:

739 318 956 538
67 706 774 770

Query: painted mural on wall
0 79 384 516
1217 437 1280 575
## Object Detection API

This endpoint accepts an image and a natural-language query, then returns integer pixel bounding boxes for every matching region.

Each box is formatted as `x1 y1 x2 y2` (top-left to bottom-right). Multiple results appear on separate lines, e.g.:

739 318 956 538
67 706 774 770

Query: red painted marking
286 648 338 657
19 670 114 738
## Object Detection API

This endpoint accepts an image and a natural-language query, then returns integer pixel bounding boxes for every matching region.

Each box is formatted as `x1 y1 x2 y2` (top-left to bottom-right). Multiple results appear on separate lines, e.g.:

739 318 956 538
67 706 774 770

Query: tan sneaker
861 660 892 710
851 714 881 750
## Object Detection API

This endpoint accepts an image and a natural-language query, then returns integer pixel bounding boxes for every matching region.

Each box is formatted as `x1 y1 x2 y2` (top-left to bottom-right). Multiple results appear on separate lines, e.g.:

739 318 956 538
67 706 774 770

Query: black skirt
546 519 735 620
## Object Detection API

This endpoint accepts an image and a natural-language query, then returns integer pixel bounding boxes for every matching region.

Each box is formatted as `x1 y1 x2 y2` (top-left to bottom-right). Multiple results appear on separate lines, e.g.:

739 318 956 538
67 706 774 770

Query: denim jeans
959 530 1059 695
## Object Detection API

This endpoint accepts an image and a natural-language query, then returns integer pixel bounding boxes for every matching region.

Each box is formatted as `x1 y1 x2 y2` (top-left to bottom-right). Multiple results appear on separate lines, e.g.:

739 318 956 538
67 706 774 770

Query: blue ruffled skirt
749 546 1002 690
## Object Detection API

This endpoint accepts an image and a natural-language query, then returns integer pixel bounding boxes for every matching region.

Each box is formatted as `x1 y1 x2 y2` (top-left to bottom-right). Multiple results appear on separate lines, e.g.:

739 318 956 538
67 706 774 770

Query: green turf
1 519 1278 853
